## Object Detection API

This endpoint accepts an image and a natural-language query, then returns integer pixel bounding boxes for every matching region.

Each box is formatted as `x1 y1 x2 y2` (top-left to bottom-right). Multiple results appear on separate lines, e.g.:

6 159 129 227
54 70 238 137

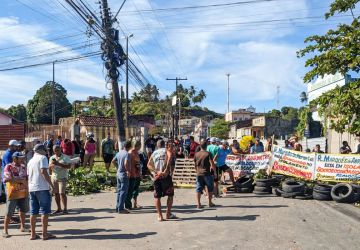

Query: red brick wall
0 124 25 150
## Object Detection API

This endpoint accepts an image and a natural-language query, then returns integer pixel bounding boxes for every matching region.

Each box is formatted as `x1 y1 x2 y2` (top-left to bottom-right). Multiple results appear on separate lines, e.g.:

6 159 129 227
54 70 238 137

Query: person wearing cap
250 138 264 154
1 140 19 197
215 140 235 188
125 140 142 210
49 145 72 214
27 144 55 240
2 152 29 238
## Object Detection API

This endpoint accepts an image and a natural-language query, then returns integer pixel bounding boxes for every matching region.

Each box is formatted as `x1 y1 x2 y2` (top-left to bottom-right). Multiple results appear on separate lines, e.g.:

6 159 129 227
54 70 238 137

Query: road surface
0 188 359 250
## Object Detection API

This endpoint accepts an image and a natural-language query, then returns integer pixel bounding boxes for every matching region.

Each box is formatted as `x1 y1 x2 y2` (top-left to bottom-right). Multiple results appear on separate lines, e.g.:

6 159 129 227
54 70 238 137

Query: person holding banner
2 152 29 238
250 138 264 154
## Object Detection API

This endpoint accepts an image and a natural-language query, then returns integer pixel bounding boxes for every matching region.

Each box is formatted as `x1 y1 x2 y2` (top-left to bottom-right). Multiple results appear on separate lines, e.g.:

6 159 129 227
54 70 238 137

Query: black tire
239 187 253 193
272 187 281 196
255 181 271 187
253 191 271 195
331 183 355 203
282 179 306 193
235 176 253 188
296 194 313 200
276 188 303 198
254 186 271 192
313 190 332 201
314 184 333 192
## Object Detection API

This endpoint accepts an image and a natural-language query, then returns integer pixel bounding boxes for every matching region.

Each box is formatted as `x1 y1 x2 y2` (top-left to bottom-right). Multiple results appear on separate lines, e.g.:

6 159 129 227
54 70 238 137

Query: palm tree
300 91 308 103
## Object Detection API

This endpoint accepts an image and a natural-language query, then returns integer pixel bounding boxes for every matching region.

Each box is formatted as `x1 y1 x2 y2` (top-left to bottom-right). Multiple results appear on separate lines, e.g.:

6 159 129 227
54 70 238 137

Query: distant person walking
83 134 96 170
101 132 115 174
112 141 132 214
49 145 71 214
194 141 216 209
147 140 175 221
27 144 55 240
2 152 29 238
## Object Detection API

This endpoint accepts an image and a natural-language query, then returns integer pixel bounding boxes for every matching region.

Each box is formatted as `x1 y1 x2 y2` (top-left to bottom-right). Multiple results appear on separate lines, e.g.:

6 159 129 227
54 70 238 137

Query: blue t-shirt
114 150 130 175
250 145 264 154
216 147 231 166
1 149 14 179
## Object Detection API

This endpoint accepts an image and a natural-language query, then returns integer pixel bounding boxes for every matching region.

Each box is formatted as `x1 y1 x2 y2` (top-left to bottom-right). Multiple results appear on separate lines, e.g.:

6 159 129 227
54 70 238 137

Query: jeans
29 190 52 215
116 173 129 212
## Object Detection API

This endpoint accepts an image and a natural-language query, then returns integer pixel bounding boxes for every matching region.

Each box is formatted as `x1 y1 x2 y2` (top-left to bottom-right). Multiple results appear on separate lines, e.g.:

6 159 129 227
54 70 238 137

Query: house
228 120 252 139
193 119 208 142
251 116 298 139
0 112 25 150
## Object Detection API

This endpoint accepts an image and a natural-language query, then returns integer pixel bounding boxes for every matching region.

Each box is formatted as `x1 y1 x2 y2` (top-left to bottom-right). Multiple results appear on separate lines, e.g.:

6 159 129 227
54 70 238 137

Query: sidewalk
0 189 359 250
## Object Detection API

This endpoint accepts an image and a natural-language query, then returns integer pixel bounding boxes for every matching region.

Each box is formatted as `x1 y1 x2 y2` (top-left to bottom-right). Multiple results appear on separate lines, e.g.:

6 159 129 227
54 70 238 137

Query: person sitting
250 138 264 154
340 141 352 154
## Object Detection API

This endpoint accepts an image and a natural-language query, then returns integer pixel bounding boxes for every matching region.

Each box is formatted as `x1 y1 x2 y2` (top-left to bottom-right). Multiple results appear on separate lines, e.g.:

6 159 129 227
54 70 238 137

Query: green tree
210 118 229 139
267 109 281 117
7 104 27 122
297 0 360 134
281 107 299 121
27 81 72 124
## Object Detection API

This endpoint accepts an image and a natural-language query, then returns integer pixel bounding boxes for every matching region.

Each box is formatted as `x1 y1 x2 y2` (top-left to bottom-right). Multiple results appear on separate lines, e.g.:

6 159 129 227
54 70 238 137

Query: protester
101 133 115 174
1 140 18 197
207 138 219 159
284 139 293 150
215 140 234 186
2 152 29 238
354 137 360 154
112 140 132 214
72 135 83 164
55 136 62 146
83 134 96 170
230 139 242 155
49 145 71 214
44 134 54 157
313 144 324 153
194 140 216 209
340 141 352 154
250 138 264 154
61 139 74 157
147 140 176 221
27 144 55 240
264 137 273 152
125 140 142 210
189 136 199 158
292 137 303 152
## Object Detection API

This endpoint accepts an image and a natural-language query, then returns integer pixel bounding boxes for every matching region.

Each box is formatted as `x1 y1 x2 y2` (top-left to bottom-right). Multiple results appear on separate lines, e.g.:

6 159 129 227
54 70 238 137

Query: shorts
52 178 67 194
29 190 52 215
210 169 219 182
103 154 114 164
196 175 214 193
154 175 174 198
218 165 230 174
6 198 29 216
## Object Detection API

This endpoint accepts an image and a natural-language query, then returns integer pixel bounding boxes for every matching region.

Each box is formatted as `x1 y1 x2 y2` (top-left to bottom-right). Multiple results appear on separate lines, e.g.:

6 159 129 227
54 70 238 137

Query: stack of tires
312 184 333 201
331 183 360 203
233 175 254 193
253 178 275 194
275 179 311 199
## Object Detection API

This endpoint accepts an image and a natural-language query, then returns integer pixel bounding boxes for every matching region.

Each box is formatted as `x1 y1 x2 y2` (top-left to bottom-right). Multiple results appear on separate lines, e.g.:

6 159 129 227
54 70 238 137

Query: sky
0 0 355 114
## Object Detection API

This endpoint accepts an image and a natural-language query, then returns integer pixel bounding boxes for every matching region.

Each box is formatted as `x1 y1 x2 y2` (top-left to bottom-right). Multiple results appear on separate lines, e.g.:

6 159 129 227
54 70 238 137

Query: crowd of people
1 133 359 240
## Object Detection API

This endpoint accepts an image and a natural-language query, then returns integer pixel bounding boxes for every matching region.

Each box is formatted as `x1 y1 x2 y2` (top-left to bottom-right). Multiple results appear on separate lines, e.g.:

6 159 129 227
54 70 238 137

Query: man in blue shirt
1 140 19 196
250 138 264 154
214 140 235 189
112 140 132 214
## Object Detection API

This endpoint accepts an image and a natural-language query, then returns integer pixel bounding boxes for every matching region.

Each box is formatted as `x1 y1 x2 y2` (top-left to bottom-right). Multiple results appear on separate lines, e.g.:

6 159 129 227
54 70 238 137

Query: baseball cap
255 137 260 141
9 140 18 146
33 144 46 152
210 137 216 143
12 152 25 158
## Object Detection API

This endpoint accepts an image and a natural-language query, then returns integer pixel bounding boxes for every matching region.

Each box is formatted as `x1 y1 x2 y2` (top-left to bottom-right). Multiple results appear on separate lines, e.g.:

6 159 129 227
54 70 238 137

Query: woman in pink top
83 136 96 170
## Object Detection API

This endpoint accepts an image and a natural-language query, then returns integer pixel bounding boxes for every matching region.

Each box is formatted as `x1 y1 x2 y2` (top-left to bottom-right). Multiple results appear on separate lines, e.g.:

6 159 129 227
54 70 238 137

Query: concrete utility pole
101 0 126 145
52 61 56 125
125 34 133 138
166 77 187 139
226 73 230 113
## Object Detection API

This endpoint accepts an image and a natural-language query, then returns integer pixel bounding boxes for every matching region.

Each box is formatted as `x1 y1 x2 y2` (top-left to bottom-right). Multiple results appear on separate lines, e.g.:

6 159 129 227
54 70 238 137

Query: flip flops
30 234 40 240
166 213 178 220
2 232 10 238
43 234 56 241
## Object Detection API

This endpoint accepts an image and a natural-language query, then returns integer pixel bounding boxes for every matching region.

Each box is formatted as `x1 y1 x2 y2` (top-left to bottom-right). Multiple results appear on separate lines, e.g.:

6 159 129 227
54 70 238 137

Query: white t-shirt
27 153 51 192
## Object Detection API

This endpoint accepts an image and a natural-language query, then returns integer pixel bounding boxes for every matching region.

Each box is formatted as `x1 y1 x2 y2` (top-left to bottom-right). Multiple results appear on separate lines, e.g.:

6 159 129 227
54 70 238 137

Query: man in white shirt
27 144 55 241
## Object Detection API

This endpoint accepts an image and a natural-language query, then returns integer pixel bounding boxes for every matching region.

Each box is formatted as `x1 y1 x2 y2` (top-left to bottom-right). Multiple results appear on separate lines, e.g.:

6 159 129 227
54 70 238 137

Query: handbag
5 166 28 200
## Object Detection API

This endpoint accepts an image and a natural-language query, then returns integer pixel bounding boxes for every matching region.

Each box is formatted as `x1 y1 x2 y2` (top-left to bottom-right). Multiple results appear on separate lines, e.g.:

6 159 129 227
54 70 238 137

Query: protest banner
314 154 360 183
270 145 315 181
225 152 271 175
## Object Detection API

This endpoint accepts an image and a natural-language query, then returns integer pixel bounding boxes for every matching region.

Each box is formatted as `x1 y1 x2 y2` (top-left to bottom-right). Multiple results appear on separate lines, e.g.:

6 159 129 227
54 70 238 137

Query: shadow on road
50 215 114 222
180 214 259 221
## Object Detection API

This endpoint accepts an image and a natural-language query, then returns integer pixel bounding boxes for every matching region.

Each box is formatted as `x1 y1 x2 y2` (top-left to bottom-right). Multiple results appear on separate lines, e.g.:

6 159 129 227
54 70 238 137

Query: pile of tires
253 178 275 194
312 184 333 201
275 179 312 199
331 183 360 203
227 175 254 193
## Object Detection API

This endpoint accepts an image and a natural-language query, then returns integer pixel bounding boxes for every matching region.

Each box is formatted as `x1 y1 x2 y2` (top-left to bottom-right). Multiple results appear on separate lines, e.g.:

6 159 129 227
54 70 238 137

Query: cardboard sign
270 145 315 181
315 154 360 183
225 152 271 174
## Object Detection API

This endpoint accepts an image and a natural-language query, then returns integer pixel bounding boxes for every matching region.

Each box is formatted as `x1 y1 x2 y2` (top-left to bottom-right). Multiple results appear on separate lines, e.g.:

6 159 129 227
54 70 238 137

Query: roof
229 119 252 129
0 112 23 124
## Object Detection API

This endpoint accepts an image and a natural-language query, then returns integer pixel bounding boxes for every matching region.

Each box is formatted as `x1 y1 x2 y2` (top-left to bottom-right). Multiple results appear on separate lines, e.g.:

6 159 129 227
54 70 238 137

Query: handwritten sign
315 154 360 183
270 145 315 181
225 152 271 174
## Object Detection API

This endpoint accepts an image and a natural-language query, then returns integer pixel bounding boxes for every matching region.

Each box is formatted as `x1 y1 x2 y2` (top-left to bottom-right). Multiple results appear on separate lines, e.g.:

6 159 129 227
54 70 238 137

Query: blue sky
0 0 355 114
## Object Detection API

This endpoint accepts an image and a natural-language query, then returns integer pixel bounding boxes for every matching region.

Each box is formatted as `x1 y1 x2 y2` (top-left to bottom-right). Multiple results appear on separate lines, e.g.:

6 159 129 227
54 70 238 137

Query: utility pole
101 0 125 145
166 77 187 139
226 73 230 114
125 34 133 138
52 61 56 125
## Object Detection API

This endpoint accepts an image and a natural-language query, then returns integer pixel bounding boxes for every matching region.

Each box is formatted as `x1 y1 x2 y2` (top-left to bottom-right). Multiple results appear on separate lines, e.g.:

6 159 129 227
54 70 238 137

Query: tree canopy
297 0 360 135
210 118 229 139
7 105 27 122
27 81 72 124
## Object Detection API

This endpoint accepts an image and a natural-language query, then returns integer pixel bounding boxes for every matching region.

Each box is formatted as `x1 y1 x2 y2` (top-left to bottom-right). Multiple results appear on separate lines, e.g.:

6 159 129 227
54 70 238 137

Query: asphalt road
0 188 359 250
